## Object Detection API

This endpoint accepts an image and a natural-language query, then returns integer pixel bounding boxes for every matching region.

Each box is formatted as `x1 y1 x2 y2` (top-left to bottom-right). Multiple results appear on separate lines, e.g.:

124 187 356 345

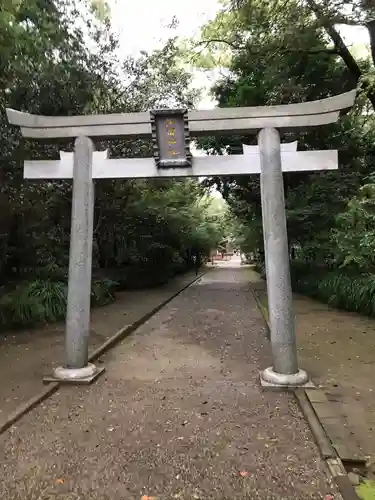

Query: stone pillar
46 136 103 384
260 151 271 340
258 128 308 387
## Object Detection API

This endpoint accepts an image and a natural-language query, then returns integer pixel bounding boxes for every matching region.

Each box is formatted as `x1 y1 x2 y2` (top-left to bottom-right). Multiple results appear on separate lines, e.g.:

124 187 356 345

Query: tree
333 178 375 273
185 0 375 316
0 1 224 329
187 0 375 264
227 0 375 108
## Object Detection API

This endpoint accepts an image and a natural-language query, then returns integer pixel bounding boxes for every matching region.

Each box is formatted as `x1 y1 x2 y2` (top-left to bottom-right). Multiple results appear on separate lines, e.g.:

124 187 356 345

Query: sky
107 0 370 109
108 0 219 57
108 0 220 108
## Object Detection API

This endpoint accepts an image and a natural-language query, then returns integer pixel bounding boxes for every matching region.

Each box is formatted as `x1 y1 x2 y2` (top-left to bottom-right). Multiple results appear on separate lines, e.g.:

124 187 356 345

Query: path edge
250 281 361 500
88 272 204 363
0 272 204 436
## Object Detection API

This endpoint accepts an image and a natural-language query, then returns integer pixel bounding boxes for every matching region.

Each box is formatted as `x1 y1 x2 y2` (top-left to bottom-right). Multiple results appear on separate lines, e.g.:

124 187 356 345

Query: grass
0 278 117 330
253 259 375 317
0 259 197 331
291 262 375 317
357 481 375 500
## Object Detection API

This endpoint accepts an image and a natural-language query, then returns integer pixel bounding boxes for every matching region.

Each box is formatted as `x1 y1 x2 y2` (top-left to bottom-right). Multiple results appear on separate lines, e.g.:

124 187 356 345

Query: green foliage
0 278 117 330
357 480 375 500
290 175 375 313
229 214 262 256
196 0 369 265
333 179 375 272
0 283 45 328
184 0 375 316
0 0 229 331
291 262 375 316
91 279 117 307
180 8 236 69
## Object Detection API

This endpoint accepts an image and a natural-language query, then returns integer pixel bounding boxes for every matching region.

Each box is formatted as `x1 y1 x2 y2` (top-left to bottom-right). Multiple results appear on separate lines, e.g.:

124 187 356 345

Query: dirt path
0 265 337 500
251 273 375 474
0 272 198 420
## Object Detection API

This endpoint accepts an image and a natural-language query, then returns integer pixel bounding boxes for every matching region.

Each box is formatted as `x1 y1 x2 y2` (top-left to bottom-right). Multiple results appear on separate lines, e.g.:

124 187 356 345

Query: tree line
186 0 375 316
3 0 374 329
0 0 227 329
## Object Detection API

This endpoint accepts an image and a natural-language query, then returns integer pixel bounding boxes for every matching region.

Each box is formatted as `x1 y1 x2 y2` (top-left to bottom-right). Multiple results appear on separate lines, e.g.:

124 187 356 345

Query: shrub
290 260 375 317
0 278 117 331
91 278 117 306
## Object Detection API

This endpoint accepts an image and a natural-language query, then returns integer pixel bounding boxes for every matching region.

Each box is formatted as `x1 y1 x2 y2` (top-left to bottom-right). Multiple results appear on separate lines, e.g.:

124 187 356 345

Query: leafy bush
91 278 118 306
333 180 375 273
290 261 375 317
0 278 117 330
254 261 266 279
33 263 69 282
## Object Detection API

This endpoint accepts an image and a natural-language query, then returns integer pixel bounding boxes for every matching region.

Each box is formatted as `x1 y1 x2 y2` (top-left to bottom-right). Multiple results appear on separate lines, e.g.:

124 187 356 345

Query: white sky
108 0 220 108
109 0 219 56
108 0 370 110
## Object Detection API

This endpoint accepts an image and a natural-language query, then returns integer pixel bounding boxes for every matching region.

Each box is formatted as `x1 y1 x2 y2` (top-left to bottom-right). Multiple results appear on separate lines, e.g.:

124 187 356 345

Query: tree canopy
184 0 375 315
3 0 375 326
0 0 228 329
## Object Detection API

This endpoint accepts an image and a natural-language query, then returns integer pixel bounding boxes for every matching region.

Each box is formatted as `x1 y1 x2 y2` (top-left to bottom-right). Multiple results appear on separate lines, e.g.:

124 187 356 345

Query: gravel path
252 271 375 474
0 265 337 499
0 271 198 418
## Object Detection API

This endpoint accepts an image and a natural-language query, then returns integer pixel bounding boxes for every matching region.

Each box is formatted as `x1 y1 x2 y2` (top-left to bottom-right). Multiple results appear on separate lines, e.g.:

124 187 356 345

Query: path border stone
250 283 362 500
0 272 204 436
0 382 60 435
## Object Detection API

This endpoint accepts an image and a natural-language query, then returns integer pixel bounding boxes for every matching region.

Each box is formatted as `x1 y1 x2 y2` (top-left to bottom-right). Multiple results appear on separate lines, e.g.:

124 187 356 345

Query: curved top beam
6 89 356 140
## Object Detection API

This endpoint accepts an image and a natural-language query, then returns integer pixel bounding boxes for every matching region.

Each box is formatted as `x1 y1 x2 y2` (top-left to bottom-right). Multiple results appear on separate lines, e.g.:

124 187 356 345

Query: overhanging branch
195 38 339 56
306 0 375 109
196 38 241 50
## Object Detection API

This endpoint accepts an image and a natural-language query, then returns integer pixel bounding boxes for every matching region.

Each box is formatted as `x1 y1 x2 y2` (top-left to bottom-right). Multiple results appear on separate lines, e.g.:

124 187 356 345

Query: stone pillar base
259 366 314 390
43 363 105 385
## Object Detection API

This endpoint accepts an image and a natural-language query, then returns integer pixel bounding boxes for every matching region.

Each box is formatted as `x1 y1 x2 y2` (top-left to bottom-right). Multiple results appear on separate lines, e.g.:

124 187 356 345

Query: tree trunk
307 0 375 110
366 20 375 67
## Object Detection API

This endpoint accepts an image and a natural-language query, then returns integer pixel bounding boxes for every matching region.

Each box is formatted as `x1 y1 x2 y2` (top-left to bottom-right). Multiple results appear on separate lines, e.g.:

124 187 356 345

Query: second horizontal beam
24 150 338 179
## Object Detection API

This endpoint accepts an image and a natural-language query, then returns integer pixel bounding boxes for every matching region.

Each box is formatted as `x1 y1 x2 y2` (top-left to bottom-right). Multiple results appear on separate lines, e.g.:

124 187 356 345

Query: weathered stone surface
348 472 360 486
6 90 356 139
259 128 298 378
64 136 94 370
23 150 339 180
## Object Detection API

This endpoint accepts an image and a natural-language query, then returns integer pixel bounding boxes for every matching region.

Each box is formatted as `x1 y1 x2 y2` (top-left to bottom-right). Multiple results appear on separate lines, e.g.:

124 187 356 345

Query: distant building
210 239 234 261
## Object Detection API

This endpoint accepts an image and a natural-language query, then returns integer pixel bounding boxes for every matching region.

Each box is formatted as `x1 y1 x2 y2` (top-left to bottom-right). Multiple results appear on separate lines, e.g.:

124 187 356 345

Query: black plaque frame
150 109 192 168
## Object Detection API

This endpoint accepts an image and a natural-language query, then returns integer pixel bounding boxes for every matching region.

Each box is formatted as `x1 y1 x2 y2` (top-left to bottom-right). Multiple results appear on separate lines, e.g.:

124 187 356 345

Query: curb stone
0 272 204 436
250 281 362 500
0 382 59 435
250 287 270 341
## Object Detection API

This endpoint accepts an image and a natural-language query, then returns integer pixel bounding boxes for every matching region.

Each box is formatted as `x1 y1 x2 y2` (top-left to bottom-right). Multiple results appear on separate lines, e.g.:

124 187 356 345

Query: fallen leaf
239 471 249 477
141 496 157 500
55 478 64 485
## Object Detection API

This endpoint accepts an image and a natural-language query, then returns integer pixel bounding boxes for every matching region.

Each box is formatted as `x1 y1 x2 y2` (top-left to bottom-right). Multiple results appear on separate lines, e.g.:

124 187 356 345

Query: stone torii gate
7 89 356 388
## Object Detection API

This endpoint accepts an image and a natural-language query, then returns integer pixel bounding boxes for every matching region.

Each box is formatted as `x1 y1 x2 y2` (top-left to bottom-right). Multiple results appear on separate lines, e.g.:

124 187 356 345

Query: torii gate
6 89 356 388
